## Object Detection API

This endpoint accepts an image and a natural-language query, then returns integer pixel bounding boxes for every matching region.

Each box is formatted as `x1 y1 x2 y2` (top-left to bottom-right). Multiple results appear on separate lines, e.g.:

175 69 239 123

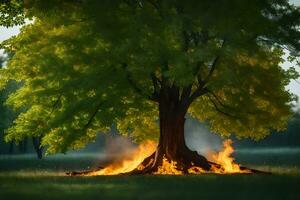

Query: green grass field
1 150 300 200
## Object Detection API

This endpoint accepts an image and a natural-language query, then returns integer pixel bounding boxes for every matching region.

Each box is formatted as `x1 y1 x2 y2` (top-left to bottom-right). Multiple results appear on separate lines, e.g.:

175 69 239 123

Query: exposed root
123 150 270 175
126 149 215 175
181 149 212 171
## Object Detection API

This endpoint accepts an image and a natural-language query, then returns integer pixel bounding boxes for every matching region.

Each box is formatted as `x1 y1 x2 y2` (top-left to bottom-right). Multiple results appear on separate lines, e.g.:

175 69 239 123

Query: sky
0 2 299 102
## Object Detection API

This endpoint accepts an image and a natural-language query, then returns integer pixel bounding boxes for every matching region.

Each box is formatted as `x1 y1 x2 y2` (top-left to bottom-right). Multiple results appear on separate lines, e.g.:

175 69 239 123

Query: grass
1 172 300 200
0 151 300 200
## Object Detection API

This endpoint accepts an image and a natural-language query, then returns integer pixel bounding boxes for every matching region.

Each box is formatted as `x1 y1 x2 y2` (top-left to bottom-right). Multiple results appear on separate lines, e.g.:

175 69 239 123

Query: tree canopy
0 0 25 27
0 0 299 154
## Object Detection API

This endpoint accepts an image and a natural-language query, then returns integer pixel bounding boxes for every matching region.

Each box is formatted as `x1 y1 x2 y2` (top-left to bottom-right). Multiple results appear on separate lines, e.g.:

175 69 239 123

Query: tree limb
83 101 103 130
202 55 220 86
151 72 161 101
45 94 62 124
161 61 170 89
180 84 192 100
208 96 236 118
193 61 204 77
202 39 226 87
188 87 209 106
122 63 158 101
206 89 231 109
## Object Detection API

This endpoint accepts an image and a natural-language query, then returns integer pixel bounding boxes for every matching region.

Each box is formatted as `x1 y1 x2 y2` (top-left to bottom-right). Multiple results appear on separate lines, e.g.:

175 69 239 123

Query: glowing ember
210 139 251 174
88 140 156 176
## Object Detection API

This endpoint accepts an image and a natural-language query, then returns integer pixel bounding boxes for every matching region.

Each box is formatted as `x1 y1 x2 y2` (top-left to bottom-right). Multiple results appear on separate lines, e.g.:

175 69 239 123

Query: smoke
185 117 223 157
101 135 138 164
86 118 223 164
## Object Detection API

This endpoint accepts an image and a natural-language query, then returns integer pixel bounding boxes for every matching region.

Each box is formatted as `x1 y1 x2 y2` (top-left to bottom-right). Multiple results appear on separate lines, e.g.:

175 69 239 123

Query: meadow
1 149 300 200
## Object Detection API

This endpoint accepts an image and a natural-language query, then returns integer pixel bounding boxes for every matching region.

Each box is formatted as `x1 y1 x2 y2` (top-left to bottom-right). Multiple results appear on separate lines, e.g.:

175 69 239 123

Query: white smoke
86 118 223 162
185 117 223 156
101 135 137 162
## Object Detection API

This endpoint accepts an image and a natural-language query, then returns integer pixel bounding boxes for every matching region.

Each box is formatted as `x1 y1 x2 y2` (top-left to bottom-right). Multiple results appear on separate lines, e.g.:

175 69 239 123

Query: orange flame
154 157 183 175
210 139 250 173
88 139 249 176
88 140 156 176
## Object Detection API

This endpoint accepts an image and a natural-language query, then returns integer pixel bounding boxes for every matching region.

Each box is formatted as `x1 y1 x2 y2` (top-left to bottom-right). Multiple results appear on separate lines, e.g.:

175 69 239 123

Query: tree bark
132 92 212 174
69 86 268 175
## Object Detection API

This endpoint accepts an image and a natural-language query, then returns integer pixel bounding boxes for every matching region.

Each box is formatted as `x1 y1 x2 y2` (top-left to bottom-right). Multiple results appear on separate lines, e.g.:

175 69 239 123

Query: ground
0 149 300 200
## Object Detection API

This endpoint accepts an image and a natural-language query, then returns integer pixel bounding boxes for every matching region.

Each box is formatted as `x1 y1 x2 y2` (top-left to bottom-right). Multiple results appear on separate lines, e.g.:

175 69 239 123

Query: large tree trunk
132 95 212 174
68 85 267 175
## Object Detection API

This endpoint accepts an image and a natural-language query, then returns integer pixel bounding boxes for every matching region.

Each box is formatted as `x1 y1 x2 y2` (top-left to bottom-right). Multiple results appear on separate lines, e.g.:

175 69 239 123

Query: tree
235 111 300 147
32 136 43 159
0 56 42 158
0 55 16 154
0 0 25 27
0 0 300 173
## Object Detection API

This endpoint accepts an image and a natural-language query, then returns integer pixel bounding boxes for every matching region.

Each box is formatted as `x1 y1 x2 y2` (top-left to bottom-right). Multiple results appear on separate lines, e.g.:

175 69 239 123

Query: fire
209 139 250 174
88 140 156 176
188 165 205 174
87 139 250 176
154 157 183 175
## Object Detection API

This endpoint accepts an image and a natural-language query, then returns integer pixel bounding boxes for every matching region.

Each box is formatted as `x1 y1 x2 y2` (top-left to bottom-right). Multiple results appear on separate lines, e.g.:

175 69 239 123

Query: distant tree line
235 111 300 148
0 55 43 158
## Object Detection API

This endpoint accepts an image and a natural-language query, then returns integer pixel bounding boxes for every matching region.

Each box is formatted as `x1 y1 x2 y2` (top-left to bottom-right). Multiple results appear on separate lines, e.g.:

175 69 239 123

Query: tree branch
208 96 235 118
151 72 161 101
202 55 220 85
161 61 170 89
83 101 103 130
122 63 158 101
46 94 62 123
188 87 209 106
193 61 204 77
206 89 231 109
180 84 192 99
202 39 226 87
187 39 226 107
